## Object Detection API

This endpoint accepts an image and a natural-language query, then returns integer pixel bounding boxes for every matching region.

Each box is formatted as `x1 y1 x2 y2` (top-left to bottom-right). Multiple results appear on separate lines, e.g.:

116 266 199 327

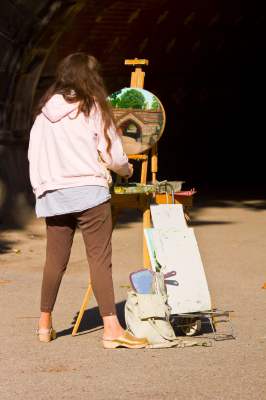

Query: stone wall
0 144 34 227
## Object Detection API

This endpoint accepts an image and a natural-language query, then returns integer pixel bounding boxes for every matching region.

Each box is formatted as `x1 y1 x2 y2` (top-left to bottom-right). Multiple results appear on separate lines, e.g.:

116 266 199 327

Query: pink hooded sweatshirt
28 94 131 197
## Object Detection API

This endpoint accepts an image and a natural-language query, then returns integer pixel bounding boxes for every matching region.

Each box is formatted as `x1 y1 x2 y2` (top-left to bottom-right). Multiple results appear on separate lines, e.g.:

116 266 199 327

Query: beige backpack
125 272 201 348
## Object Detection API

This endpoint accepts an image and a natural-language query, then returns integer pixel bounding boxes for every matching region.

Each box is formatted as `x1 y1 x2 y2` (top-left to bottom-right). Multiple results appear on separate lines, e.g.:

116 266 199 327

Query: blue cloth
36 185 111 218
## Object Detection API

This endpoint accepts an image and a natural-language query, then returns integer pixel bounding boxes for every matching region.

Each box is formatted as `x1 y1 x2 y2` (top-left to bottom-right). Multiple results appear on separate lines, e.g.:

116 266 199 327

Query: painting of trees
108 88 162 112
118 89 146 109
151 96 160 110
108 90 122 107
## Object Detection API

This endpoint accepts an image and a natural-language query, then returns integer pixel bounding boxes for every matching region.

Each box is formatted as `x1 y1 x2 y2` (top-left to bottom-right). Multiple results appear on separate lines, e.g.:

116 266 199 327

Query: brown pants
40 201 116 317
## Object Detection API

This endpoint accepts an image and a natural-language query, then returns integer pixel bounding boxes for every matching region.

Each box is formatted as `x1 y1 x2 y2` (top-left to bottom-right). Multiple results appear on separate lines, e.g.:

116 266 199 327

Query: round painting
107 87 166 154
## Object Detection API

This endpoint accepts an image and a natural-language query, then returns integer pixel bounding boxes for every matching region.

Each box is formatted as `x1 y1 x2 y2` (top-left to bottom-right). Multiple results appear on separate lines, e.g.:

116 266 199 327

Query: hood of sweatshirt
42 94 79 123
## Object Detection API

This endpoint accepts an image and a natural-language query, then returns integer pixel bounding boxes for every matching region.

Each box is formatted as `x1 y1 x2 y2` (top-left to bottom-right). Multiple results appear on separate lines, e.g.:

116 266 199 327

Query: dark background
0 0 265 225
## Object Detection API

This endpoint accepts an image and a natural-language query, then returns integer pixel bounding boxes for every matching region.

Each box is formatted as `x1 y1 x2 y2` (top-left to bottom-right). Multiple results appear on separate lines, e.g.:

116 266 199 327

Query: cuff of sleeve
115 163 131 177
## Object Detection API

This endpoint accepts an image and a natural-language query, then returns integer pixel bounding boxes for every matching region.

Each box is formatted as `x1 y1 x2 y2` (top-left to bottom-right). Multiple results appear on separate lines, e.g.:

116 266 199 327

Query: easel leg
143 207 151 268
72 283 93 336
151 144 158 184
140 157 148 184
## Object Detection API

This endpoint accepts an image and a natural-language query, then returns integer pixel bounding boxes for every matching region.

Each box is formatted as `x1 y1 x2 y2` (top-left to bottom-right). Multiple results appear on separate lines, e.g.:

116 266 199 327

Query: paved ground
0 198 265 400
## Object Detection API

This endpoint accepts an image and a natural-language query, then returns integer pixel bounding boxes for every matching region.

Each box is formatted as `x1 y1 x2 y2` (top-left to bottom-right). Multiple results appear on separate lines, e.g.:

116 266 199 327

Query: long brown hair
36 53 114 152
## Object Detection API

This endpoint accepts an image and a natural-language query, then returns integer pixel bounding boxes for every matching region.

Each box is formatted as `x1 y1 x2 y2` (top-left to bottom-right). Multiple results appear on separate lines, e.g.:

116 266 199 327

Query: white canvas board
144 228 160 271
150 204 188 230
144 227 212 314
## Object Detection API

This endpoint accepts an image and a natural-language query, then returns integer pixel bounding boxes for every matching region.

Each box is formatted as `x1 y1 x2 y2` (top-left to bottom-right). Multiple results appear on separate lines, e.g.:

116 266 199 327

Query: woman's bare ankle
39 312 52 330
102 315 125 340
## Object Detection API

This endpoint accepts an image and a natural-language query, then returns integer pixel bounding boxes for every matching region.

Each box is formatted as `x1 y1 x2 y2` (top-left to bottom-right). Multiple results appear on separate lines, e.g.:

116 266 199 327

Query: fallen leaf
12 248 21 254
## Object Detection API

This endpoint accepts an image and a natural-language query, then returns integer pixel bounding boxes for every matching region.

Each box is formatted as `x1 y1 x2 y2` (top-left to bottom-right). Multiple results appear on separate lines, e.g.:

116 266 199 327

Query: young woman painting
28 53 148 349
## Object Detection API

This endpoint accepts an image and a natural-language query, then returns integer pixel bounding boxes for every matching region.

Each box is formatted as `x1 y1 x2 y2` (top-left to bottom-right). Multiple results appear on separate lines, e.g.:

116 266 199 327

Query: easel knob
124 59 149 67
125 58 149 89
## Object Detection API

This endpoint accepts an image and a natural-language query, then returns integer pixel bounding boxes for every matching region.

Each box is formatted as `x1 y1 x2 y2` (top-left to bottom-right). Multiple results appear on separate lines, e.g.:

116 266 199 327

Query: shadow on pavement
189 220 234 227
0 238 16 254
56 300 126 338
192 185 266 212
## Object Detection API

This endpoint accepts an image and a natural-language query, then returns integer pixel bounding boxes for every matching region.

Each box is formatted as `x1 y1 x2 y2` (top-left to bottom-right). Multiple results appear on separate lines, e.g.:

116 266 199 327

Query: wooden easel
72 58 156 335
125 59 158 186
112 58 157 266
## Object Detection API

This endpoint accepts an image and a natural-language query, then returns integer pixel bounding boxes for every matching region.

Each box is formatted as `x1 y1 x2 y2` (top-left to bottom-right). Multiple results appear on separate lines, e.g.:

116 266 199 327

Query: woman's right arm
95 111 132 177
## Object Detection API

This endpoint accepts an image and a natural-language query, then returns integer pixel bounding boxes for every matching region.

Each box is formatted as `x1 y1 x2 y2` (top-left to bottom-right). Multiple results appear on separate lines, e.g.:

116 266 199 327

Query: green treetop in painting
151 96 160 110
118 89 146 109
108 90 122 107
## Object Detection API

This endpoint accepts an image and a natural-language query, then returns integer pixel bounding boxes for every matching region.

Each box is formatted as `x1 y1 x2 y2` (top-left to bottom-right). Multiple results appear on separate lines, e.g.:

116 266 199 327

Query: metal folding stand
170 309 235 341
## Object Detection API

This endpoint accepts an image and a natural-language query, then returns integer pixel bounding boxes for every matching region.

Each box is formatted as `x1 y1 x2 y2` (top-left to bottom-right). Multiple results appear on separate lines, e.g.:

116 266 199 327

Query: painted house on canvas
113 108 163 146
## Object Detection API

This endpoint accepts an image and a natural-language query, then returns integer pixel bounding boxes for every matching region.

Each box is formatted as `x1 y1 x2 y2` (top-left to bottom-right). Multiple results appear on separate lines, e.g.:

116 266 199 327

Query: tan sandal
36 327 56 343
103 330 148 349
